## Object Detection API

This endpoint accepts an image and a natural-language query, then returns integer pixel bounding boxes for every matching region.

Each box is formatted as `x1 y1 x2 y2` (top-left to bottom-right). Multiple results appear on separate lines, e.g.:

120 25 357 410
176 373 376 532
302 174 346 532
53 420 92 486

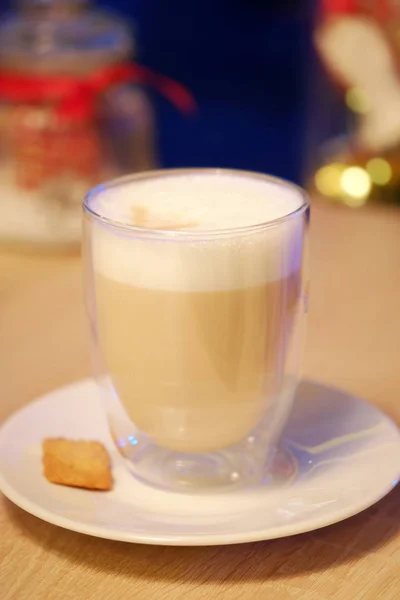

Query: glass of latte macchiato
83 169 309 490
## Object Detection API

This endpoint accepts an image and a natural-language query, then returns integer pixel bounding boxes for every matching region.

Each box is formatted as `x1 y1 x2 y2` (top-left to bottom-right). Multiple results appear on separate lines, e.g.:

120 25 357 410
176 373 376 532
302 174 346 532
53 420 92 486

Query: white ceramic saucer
0 379 399 546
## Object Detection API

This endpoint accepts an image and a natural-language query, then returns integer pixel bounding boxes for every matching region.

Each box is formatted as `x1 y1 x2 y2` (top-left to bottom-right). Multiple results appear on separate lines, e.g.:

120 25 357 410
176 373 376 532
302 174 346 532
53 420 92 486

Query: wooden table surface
1 200 400 600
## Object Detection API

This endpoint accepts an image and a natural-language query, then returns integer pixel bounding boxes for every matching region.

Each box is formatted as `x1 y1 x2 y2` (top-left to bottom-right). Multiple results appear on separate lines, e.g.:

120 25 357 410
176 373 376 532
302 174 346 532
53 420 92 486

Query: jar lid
0 0 133 75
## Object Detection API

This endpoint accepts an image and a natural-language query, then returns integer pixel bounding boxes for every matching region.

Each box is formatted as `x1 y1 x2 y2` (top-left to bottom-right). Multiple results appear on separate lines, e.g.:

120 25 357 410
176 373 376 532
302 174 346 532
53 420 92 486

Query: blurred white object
317 16 400 152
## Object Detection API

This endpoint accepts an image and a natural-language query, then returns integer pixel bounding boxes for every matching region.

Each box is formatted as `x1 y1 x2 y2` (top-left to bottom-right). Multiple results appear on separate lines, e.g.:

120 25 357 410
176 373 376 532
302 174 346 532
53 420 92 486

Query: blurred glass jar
0 0 156 251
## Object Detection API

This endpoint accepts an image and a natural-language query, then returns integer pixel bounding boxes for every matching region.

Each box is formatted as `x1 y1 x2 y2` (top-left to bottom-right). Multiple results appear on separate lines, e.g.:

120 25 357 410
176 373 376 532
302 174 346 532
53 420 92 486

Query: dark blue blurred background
106 0 317 184
0 0 320 184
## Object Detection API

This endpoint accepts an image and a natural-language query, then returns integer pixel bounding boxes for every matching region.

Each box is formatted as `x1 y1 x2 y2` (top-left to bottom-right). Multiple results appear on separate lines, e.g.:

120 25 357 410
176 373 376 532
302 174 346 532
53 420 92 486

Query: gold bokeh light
340 167 371 207
366 158 392 185
345 87 371 114
314 163 344 197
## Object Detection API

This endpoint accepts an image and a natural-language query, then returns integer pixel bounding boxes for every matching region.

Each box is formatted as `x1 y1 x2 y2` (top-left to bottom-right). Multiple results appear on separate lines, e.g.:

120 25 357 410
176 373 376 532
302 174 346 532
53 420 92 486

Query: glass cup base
110 412 297 492
104 376 299 492
126 446 296 492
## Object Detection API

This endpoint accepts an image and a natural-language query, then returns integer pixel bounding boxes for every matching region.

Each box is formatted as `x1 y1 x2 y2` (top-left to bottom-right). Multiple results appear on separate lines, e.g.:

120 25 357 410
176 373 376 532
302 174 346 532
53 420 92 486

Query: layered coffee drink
87 172 305 454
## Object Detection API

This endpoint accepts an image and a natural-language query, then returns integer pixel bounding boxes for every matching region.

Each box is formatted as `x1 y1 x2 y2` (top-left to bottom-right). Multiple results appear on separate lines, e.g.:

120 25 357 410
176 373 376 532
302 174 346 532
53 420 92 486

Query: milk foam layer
89 172 306 291
90 173 303 230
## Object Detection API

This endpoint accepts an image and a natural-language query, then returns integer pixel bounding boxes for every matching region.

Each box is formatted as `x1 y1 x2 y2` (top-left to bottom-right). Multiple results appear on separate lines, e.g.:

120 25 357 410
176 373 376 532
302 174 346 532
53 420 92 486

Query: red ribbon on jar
0 62 197 122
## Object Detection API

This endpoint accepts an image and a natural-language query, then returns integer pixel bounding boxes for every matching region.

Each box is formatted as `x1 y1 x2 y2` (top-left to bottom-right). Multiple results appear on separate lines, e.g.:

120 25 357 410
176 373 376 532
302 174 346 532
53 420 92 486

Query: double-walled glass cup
83 169 309 491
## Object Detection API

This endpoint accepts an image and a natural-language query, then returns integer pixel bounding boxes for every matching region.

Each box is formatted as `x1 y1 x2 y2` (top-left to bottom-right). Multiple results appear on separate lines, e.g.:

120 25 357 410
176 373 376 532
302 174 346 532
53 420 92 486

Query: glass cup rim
83 168 310 239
